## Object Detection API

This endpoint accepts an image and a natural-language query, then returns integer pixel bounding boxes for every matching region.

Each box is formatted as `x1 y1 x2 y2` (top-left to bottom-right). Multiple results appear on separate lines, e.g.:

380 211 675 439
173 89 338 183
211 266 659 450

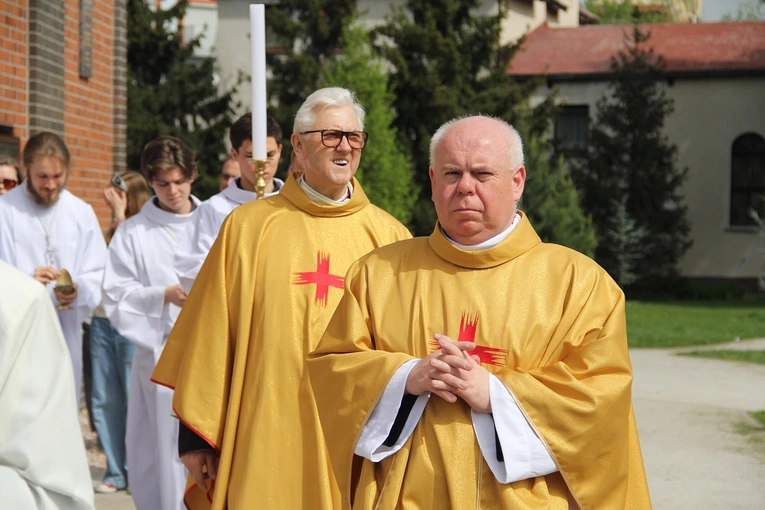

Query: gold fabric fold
308 213 651 509
152 175 411 509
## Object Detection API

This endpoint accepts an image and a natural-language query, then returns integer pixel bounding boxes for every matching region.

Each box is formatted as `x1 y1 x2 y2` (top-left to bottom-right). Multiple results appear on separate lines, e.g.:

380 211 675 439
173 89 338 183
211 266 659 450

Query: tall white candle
250 4 267 160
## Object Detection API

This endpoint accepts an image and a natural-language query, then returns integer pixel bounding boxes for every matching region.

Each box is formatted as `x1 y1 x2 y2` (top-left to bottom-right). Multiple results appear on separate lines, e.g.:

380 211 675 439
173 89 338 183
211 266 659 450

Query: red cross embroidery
292 251 344 306
430 313 508 367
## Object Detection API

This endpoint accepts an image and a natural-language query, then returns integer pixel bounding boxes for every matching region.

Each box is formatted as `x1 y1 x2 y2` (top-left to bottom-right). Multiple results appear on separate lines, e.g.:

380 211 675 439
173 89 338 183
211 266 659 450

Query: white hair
429 114 524 171
293 87 366 134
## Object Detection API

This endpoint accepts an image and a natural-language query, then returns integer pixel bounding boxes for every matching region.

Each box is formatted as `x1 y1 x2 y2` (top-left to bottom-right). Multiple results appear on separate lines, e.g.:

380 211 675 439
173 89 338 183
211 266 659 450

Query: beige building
510 21 765 287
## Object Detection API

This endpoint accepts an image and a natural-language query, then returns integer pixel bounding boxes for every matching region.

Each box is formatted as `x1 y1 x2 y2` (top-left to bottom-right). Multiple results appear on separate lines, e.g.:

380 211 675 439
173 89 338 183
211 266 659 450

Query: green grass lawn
681 350 765 364
626 300 765 348
750 411 765 428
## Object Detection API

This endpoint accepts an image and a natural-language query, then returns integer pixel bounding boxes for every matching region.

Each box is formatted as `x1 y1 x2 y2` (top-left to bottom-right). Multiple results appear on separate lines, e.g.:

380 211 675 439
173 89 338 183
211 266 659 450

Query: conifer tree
571 26 691 284
265 0 358 170
374 0 555 234
603 197 649 287
127 0 237 199
319 21 417 226
521 134 597 258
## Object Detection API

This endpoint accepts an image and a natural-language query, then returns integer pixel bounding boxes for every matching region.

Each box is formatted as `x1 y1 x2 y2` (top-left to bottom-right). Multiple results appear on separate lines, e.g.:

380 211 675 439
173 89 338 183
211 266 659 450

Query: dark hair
229 113 283 151
0 156 22 181
22 132 70 171
140 136 197 182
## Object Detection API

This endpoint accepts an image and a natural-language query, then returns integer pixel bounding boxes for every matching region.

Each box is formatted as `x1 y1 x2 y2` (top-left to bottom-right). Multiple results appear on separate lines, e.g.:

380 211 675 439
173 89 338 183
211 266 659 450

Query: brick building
0 0 127 228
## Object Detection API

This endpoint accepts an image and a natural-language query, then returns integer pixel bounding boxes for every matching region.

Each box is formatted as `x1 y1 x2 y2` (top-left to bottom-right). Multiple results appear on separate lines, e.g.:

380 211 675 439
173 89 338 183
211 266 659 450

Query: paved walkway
89 339 765 509
632 338 765 509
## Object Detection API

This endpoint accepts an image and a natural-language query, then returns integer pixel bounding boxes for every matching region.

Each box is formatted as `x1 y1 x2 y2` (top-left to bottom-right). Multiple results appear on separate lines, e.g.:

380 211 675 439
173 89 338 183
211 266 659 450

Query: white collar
444 213 521 251
142 195 200 225
296 175 353 205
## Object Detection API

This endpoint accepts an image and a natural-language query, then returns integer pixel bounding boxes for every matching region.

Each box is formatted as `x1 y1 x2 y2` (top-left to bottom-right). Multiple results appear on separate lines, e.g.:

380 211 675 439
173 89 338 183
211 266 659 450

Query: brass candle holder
248 158 267 199
54 268 75 310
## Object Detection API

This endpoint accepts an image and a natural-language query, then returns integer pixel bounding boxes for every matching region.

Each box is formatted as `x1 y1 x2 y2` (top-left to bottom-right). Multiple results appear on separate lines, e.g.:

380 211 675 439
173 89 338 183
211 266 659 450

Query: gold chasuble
307 213 651 510
152 175 411 509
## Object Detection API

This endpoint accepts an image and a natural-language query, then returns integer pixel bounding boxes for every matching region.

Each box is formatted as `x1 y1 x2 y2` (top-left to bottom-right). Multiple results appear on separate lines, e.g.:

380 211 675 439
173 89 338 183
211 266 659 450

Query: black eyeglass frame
299 129 369 149
111 173 128 193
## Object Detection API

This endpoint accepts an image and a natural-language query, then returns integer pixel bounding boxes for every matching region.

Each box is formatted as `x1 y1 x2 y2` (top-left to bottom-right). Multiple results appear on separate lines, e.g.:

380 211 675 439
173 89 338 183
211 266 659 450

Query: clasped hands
405 334 491 414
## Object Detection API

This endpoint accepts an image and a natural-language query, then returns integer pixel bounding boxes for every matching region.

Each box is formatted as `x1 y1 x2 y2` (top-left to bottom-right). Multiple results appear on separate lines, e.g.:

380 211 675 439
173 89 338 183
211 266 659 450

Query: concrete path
632 338 765 509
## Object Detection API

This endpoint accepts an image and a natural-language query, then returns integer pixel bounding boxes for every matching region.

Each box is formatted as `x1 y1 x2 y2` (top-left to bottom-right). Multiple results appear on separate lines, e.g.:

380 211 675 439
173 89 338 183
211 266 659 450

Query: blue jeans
90 316 135 489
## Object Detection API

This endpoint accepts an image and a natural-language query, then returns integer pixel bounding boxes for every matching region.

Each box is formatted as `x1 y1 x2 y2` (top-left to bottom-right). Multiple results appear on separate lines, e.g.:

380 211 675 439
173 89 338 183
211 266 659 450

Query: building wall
62 0 117 228
0 1 123 229
533 75 764 280
501 0 579 44
0 0 29 145
184 2 217 58
215 0 251 119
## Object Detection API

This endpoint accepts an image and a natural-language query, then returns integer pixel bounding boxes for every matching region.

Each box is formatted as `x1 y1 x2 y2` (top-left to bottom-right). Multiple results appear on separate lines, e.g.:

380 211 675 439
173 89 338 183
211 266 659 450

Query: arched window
730 133 765 227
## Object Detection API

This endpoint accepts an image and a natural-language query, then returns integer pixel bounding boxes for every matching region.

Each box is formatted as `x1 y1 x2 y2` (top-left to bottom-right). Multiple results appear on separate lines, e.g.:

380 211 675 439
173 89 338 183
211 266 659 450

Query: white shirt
0 185 105 325
103 196 200 350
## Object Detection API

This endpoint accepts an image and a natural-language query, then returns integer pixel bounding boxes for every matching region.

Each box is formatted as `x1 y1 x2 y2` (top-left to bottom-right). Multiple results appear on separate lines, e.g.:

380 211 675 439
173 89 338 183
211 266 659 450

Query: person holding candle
0 132 106 404
152 87 412 509
174 113 284 294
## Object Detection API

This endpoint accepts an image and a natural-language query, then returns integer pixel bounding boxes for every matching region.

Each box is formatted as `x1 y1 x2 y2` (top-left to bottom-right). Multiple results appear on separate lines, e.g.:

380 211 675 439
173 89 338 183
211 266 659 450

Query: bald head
428 115 526 245
429 115 524 173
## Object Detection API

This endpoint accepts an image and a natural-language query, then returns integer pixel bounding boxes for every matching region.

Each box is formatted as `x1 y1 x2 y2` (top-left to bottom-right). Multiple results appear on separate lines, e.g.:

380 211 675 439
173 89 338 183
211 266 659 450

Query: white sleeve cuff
355 359 430 462
472 374 558 483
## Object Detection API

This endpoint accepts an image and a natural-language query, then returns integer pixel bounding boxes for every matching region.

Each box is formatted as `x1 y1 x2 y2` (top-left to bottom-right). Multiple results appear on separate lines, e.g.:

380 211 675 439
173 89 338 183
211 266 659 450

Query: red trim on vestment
150 377 176 390
173 406 220 452
183 478 216 509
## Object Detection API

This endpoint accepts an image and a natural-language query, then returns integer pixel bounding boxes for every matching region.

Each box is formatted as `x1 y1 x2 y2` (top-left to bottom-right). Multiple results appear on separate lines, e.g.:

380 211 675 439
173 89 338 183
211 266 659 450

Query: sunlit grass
680 350 765 364
626 301 765 348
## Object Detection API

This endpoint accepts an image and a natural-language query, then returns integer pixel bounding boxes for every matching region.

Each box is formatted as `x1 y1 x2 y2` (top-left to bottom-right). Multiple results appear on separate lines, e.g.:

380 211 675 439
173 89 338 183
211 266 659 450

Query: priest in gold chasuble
151 88 411 509
308 116 651 510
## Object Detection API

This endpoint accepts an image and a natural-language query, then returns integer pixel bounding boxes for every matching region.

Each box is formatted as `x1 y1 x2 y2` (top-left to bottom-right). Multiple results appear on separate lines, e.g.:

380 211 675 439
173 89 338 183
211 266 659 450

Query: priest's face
151 166 195 214
292 105 362 200
27 156 68 206
430 117 525 245
231 137 282 192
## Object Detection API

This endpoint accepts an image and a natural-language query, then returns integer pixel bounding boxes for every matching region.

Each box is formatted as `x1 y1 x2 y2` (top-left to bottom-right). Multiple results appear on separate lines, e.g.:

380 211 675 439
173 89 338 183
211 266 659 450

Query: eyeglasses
111 173 128 193
299 130 368 149
0 178 17 189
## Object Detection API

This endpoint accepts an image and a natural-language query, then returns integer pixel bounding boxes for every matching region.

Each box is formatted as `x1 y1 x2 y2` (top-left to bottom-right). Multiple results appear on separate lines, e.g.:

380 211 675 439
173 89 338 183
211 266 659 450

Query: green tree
583 0 673 23
521 134 597 257
127 0 238 199
602 197 649 286
374 0 556 235
571 26 692 284
319 21 417 226
265 0 358 175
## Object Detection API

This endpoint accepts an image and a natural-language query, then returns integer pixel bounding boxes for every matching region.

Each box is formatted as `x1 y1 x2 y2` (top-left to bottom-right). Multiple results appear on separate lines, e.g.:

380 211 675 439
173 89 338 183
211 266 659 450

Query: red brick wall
63 0 115 229
0 0 28 143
